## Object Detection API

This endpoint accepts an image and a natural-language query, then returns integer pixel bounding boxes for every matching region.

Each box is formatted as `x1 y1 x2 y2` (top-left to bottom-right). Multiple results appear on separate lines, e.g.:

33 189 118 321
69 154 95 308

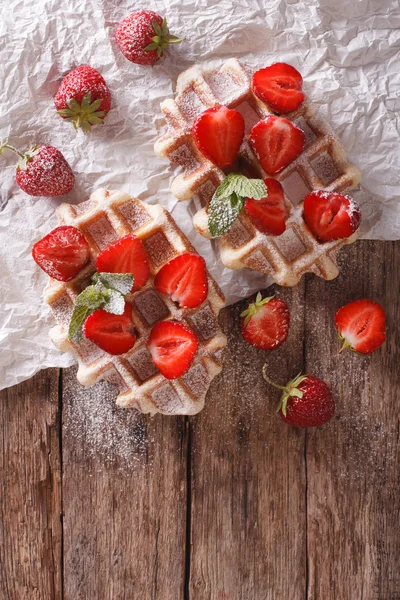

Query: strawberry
54 65 111 132
249 116 305 175
263 367 335 428
115 10 182 66
32 226 90 282
244 178 288 236
240 293 290 350
148 320 199 380
0 142 74 197
83 303 136 355
303 190 361 243
154 253 208 309
335 299 386 354
192 105 245 169
95 234 149 292
252 63 305 114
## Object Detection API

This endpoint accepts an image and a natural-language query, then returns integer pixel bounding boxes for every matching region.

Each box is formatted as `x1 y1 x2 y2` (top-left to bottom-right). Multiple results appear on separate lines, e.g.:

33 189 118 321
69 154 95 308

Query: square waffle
43 189 227 416
154 58 361 286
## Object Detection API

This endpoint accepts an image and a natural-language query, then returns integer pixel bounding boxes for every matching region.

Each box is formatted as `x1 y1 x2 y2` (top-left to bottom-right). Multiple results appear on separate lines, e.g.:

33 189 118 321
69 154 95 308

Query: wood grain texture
0 240 399 600
304 241 400 600
188 283 308 600
0 369 62 600
61 366 188 600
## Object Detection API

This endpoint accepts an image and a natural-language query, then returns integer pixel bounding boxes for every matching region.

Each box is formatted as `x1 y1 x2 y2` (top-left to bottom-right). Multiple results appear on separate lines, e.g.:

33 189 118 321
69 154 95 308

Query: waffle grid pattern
44 189 227 415
154 58 361 286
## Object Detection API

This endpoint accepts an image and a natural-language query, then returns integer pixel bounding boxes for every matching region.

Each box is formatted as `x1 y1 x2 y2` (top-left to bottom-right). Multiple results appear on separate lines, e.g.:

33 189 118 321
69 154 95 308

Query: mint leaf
68 305 91 343
208 174 267 237
92 272 134 295
208 191 244 238
215 173 267 200
68 284 105 343
103 290 125 315
68 272 134 343
74 284 106 310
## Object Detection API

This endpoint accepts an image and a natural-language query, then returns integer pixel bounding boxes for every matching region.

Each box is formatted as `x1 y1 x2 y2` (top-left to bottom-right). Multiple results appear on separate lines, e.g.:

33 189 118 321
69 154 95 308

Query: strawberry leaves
68 272 134 343
208 174 267 237
57 92 107 133
144 18 183 58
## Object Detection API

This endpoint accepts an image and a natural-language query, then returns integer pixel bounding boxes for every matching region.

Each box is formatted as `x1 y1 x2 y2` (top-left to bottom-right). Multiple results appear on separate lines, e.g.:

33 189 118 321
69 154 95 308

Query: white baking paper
0 0 399 390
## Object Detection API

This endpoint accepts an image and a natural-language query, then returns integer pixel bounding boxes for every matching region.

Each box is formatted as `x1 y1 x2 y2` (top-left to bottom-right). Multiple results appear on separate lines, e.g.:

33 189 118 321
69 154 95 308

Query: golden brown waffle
43 189 227 416
154 58 361 286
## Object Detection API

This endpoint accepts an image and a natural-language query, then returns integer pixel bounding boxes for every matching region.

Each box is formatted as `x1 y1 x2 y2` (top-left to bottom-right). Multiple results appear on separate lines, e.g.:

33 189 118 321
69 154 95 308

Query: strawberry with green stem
115 10 182 66
262 366 335 427
241 293 290 350
54 65 111 132
0 141 74 197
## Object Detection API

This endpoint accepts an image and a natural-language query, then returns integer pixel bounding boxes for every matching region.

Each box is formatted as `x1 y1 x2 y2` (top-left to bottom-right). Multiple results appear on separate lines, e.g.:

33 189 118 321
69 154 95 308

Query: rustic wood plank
189 282 308 600
61 366 188 600
305 241 400 599
0 369 62 600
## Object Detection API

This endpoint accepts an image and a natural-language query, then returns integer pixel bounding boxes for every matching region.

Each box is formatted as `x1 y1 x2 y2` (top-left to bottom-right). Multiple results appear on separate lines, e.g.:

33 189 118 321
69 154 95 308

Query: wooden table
1 240 399 600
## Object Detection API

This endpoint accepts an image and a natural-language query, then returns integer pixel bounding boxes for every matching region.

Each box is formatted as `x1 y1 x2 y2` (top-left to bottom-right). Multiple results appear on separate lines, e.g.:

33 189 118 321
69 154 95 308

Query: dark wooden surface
1 240 399 600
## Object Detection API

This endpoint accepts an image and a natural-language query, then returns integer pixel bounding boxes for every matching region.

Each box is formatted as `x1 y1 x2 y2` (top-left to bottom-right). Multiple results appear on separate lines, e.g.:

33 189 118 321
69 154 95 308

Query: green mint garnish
68 272 134 343
208 191 244 238
91 272 133 295
208 174 267 238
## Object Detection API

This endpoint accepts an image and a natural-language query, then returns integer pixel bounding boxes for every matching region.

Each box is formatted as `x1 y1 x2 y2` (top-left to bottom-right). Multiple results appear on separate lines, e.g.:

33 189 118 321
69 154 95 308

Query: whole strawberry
0 142 74 197
263 366 335 427
54 66 111 132
115 10 182 66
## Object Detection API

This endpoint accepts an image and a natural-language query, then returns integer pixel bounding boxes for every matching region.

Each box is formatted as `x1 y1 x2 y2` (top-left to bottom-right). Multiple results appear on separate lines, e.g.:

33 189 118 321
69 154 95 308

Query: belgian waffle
43 189 227 416
154 58 361 286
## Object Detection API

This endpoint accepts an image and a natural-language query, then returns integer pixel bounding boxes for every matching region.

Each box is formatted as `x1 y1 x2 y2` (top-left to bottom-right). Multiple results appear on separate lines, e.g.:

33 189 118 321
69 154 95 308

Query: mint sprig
208 174 267 238
68 272 134 343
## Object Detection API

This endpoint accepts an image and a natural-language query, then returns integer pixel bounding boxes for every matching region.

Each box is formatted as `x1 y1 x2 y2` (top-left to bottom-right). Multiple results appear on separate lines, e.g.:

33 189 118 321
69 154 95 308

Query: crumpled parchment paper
0 0 399 390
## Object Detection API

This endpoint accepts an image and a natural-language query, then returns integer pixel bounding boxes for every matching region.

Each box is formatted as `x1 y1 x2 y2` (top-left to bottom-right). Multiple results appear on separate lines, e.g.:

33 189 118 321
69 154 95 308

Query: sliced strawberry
244 178 288 236
335 299 386 355
95 234 149 292
192 105 245 169
83 303 136 355
32 225 90 282
154 253 208 308
148 321 199 380
240 293 290 350
250 116 305 175
252 63 305 114
303 191 361 243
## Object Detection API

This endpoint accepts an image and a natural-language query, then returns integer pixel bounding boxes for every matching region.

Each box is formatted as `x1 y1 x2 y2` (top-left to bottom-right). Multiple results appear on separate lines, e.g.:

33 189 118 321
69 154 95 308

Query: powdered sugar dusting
15 145 75 197
63 366 152 470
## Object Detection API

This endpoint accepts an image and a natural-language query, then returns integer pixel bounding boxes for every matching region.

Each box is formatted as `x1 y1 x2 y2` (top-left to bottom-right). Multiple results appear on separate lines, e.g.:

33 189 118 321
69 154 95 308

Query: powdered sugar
63 366 152 469
15 145 75 197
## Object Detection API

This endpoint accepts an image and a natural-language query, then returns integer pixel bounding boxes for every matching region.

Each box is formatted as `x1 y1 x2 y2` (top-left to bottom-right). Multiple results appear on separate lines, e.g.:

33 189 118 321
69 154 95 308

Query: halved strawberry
252 63 305 114
249 116 305 175
244 178 288 236
335 299 386 355
303 191 361 243
240 293 290 350
83 303 136 355
95 234 149 292
154 253 208 308
148 320 199 380
192 105 245 169
32 225 90 282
